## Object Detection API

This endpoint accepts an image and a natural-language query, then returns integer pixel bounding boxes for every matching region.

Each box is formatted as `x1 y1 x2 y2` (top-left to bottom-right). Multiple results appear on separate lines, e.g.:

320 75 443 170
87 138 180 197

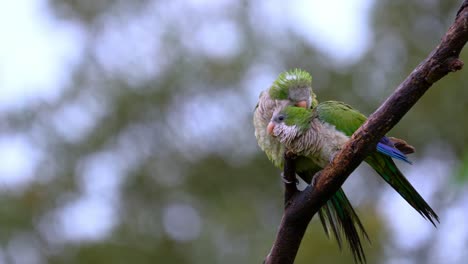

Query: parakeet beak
267 122 275 135
295 100 308 108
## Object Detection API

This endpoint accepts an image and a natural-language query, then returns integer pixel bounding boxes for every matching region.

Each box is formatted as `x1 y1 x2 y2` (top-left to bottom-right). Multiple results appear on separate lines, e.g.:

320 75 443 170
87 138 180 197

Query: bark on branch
265 2 468 263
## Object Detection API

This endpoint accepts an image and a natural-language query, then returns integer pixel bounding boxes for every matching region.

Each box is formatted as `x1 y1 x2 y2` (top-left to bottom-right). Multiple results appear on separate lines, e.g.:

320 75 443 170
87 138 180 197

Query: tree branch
283 152 298 206
265 2 468 263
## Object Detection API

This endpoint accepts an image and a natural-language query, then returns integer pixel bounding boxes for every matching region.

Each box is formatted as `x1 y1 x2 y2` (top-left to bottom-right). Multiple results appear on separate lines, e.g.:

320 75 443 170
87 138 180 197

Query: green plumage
254 69 369 263
271 102 439 261
255 69 439 264
316 101 366 135
269 69 312 100
282 106 313 130
315 101 439 224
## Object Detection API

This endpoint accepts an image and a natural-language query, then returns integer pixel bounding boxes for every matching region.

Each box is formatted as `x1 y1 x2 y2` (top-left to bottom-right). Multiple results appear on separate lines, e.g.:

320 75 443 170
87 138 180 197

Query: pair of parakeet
253 69 438 263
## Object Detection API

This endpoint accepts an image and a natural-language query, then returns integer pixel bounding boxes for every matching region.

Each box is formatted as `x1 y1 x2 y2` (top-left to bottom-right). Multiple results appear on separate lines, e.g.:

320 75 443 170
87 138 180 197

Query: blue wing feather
377 137 412 164
315 102 413 165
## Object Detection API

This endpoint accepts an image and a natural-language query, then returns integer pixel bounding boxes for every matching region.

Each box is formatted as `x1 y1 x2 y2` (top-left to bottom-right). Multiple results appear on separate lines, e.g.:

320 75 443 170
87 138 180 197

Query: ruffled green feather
281 106 313 131
269 68 313 100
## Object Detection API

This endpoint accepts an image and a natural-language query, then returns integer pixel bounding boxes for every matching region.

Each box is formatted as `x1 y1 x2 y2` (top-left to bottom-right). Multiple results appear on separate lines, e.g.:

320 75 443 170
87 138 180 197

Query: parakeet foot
281 172 298 185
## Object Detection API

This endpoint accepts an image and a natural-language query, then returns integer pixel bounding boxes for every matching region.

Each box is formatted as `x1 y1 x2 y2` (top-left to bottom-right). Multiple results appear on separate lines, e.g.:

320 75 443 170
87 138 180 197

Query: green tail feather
365 153 439 225
318 202 342 248
318 188 370 264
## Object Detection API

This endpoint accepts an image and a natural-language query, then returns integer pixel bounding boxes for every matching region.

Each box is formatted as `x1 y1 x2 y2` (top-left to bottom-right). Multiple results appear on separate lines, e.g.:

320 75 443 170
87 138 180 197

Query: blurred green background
0 0 467 263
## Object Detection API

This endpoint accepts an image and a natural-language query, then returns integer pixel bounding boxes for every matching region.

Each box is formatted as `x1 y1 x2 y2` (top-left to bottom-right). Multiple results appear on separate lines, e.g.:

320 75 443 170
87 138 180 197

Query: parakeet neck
277 119 349 168
276 121 319 154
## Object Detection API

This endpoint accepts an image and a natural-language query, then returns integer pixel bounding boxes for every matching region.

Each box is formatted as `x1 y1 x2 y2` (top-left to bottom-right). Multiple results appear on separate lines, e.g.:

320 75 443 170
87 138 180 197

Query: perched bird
254 69 369 262
255 69 438 263
268 103 439 224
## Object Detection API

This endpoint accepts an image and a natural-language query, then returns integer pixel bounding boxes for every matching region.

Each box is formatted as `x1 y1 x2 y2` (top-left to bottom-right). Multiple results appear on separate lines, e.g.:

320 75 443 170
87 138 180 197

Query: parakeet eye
277 115 285 122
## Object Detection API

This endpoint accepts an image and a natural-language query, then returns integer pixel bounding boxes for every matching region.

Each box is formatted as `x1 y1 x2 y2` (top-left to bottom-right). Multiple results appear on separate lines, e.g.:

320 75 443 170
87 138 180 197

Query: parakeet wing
316 101 413 164
315 101 367 136
316 101 438 225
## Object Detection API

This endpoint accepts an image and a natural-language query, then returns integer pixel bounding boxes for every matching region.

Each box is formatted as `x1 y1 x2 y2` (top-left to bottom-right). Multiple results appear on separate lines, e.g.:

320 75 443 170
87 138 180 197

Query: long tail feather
318 188 370 263
366 153 439 225
318 202 343 249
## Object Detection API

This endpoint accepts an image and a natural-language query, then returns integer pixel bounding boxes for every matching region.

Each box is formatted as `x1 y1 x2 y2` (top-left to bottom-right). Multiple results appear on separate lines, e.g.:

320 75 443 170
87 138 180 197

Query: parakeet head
269 69 318 109
267 106 312 138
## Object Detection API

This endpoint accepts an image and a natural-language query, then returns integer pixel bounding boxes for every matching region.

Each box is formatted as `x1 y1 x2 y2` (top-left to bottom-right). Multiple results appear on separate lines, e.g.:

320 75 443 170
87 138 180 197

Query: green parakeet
268 102 440 231
254 69 369 262
255 69 439 262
